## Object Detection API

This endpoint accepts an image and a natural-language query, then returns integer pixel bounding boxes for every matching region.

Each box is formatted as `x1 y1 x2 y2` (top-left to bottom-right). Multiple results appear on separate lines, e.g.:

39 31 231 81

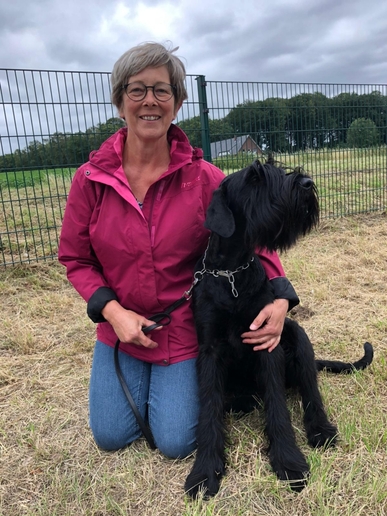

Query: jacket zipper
148 180 165 247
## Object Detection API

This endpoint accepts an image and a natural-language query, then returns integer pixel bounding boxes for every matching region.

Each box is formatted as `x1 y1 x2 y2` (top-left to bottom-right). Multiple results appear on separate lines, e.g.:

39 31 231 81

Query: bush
347 118 380 148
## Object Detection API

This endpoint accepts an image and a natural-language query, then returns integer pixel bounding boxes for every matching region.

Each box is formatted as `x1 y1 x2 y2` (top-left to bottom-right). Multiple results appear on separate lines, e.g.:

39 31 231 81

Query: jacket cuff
87 287 118 323
269 277 300 311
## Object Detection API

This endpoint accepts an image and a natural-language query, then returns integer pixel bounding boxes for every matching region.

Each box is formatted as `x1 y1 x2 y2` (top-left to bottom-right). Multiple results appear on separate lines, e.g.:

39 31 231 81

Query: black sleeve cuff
269 277 300 311
87 287 118 323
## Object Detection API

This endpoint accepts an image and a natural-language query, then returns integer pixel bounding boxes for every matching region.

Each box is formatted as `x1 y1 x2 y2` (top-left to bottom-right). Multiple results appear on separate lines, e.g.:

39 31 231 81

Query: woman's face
119 65 182 144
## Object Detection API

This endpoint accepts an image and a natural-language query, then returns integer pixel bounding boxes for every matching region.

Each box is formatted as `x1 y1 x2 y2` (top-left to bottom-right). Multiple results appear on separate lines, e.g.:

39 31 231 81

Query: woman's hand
241 298 289 353
101 300 159 349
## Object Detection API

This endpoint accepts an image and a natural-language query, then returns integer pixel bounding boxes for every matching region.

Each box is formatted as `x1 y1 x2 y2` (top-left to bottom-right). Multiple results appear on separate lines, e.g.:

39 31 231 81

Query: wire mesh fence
1 68 386 265
181 80 387 220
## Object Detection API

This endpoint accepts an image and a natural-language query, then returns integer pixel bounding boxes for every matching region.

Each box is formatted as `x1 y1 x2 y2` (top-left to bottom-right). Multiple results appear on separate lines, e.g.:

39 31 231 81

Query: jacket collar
88 123 197 176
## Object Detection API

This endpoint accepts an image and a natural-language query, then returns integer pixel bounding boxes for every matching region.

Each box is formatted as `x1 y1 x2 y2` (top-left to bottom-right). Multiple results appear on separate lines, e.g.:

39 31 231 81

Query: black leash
114 295 189 450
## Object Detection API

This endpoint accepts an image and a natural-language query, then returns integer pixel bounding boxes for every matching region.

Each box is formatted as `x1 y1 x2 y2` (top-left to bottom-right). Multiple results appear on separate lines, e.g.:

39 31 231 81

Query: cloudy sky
1 0 387 85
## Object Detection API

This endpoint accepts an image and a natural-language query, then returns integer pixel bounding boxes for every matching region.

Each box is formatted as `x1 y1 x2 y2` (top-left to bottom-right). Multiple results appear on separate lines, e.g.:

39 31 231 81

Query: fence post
195 75 212 163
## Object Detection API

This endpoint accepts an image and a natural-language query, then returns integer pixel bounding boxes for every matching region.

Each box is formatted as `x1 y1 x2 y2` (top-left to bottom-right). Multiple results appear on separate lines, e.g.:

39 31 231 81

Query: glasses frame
122 81 176 102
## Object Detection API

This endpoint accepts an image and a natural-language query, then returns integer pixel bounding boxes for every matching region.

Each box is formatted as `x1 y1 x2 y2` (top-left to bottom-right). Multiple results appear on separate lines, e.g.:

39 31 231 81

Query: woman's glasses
123 82 175 102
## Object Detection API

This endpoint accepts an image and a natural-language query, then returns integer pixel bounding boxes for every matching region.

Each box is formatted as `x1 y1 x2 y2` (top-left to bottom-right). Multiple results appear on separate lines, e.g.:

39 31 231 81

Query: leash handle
114 340 157 450
142 313 171 334
142 296 188 333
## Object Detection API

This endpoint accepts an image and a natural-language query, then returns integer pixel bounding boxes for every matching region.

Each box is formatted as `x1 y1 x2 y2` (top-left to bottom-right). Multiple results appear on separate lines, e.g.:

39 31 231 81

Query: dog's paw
307 422 338 448
274 463 310 492
270 451 310 492
184 466 225 499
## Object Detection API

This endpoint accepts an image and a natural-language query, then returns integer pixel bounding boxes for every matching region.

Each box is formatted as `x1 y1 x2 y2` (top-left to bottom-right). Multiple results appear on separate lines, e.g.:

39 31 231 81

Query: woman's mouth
140 115 160 121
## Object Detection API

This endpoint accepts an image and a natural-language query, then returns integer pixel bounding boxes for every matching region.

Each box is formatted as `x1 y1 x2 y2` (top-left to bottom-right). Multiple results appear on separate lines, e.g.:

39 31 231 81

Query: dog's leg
286 322 338 448
258 348 310 492
184 340 228 499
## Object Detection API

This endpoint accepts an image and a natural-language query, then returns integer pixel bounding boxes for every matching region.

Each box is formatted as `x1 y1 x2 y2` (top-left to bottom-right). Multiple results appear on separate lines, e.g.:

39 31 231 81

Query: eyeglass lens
125 82 174 101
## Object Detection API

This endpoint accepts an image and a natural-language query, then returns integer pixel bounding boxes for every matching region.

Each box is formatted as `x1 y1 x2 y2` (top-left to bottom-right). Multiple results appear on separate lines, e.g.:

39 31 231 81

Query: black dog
184 160 373 498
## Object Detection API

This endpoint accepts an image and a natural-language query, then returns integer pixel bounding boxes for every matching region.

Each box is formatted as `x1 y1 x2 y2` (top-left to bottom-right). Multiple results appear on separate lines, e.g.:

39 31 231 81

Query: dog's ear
204 188 235 237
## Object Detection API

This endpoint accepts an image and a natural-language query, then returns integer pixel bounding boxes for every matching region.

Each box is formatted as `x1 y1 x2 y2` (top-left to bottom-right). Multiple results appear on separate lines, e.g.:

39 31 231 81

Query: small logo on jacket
181 176 201 189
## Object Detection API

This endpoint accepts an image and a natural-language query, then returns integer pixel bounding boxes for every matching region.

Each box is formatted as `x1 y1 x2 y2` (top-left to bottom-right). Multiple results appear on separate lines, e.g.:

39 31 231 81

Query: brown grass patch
1 213 386 515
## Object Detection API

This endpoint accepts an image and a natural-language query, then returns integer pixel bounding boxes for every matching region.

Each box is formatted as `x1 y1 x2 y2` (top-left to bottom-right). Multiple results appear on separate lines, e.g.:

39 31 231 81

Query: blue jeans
89 340 199 458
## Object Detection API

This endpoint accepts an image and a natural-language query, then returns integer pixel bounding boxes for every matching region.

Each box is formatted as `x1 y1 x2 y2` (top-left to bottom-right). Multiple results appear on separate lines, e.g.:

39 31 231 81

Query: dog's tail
315 342 373 374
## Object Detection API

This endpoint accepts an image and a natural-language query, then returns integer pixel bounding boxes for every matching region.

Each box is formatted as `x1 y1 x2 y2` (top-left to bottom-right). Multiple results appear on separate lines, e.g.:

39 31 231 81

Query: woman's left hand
241 298 289 353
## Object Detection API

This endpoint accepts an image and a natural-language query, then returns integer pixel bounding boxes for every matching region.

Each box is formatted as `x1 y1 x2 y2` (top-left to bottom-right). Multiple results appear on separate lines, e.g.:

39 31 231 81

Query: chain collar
185 239 254 299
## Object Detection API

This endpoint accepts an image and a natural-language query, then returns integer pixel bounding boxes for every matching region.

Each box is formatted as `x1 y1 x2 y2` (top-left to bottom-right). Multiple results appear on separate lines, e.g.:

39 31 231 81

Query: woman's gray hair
111 41 188 111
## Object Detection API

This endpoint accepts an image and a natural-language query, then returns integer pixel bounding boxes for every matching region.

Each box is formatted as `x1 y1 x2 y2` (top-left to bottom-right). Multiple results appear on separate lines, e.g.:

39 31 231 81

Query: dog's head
204 160 319 252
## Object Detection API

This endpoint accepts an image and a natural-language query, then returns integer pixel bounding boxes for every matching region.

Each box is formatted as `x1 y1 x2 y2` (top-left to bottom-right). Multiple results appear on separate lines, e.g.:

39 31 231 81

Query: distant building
210 135 262 160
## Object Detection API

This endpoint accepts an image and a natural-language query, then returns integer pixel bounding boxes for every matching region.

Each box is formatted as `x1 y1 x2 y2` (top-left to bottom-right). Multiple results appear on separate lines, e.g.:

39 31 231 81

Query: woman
58 42 299 458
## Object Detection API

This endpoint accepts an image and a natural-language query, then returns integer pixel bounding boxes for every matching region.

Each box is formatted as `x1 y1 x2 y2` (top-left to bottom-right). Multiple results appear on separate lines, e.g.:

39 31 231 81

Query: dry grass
1 213 386 516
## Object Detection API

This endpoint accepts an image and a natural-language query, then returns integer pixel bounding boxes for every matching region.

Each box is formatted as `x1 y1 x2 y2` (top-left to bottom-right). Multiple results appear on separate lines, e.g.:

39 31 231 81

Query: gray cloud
0 0 386 85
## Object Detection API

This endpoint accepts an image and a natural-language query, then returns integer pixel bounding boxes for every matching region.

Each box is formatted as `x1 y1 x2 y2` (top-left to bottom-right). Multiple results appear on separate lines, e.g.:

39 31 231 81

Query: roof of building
210 134 260 159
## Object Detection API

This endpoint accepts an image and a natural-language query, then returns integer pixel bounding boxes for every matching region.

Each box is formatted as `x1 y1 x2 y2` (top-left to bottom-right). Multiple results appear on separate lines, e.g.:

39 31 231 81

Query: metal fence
1 68 386 265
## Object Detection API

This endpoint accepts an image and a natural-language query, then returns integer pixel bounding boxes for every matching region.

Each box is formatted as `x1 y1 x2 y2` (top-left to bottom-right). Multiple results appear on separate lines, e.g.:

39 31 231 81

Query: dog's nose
299 177 314 190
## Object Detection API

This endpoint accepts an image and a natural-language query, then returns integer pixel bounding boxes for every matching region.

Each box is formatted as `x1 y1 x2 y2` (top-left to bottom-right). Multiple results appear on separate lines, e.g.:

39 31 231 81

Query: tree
207 118 234 144
346 118 380 148
177 116 234 148
224 98 290 152
177 116 201 147
357 91 387 145
287 92 336 151
257 97 290 152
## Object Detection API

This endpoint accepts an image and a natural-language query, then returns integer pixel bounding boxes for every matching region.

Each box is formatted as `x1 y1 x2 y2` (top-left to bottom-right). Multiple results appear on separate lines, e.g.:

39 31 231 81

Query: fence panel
1 69 386 265
201 80 387 219
0 69 202 266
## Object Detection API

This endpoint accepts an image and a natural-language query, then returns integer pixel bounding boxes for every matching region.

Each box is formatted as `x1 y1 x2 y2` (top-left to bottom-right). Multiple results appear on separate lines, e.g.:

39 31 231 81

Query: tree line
1 90 386 171
0 118 126 171
178 90 386 152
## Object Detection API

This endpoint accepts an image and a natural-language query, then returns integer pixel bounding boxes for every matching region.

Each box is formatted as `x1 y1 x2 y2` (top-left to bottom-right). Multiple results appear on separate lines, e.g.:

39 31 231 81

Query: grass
215 146 387 175
0 168 74 190
0 173 72 265
0 147 386 265
1 213 386 515
220 146 387 218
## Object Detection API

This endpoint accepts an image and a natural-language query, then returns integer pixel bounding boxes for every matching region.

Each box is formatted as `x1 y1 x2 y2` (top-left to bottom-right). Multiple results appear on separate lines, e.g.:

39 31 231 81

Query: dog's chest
194 265 273 307
193 273 275 341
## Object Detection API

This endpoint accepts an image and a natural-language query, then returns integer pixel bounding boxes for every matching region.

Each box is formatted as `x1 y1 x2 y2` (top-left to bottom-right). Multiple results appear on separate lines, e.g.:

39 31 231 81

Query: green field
0 148 386 265
217 146 387 218
0 169 73 265
0 167 75 189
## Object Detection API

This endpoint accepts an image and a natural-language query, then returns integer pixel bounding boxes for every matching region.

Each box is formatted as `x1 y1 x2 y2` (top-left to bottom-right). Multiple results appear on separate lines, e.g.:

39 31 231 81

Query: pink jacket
58 125 297 365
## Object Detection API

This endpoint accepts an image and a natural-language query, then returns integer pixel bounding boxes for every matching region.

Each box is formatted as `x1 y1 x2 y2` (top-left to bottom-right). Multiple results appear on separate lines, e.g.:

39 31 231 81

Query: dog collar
192 240 255 298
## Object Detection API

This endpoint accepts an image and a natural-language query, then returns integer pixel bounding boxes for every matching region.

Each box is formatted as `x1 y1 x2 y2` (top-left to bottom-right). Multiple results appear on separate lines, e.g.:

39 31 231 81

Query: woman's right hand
101 300 159 348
